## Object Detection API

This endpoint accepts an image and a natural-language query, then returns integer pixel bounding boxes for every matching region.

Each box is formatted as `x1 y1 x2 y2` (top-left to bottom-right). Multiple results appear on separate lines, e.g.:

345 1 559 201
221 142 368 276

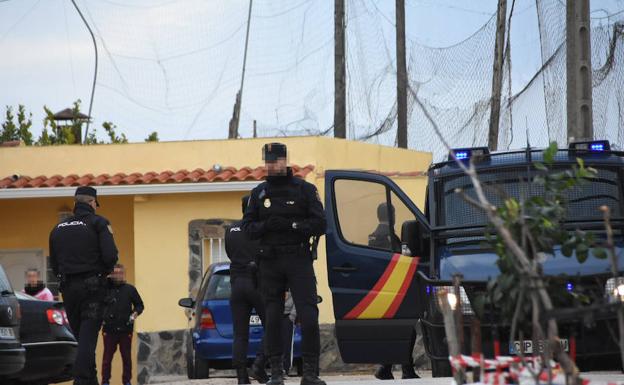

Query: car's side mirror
178 297 195 308
401 220 425 257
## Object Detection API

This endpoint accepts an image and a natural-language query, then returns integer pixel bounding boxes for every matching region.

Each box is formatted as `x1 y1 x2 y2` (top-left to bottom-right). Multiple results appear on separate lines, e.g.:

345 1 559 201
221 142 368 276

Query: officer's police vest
257 181 309 245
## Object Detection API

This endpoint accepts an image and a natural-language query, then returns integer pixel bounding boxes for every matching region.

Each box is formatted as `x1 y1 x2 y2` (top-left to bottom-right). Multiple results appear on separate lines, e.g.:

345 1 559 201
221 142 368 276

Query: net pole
396 0 408 148
488 0 507 151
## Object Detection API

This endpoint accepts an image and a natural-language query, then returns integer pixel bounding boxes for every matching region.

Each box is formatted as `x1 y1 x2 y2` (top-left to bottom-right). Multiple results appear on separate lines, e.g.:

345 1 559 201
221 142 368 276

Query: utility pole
566 0 593 142
334 0 346 139
229 0 253 139
487 0 507 151
396 0 408 148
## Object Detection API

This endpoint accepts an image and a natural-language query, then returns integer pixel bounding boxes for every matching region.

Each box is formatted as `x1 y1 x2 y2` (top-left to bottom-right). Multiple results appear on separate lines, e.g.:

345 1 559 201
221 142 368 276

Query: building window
188 219 236 296
203 237 227 267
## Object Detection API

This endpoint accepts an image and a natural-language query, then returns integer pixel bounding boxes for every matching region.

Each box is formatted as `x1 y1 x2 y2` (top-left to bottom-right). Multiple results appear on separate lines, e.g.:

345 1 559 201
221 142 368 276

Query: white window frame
201 237 227 271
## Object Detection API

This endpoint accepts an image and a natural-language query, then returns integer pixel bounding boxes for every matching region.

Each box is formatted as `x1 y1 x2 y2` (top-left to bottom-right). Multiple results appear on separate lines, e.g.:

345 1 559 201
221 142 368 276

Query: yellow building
0 137 431 384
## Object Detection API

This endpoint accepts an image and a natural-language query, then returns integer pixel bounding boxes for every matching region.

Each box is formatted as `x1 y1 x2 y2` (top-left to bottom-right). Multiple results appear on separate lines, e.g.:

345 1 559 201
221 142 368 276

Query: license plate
510 339 569 354
0 327 15 340
249 315 262 326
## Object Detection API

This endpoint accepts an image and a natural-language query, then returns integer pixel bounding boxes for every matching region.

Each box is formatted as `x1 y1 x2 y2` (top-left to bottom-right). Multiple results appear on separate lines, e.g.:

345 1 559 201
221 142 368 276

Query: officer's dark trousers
230 275 266 368
259 248 320 361
62 277 106 385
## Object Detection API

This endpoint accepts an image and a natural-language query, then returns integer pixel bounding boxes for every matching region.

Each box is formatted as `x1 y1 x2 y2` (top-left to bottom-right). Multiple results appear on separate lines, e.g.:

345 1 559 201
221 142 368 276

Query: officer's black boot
300 357 326 385
267 356 285 385
237 367 251 384
401 364 420 379
374 364 394 380
250 354 269 383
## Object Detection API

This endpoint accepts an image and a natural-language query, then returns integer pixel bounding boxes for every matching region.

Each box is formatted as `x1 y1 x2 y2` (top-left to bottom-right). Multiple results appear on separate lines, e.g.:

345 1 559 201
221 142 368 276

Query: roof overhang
0 181 261 199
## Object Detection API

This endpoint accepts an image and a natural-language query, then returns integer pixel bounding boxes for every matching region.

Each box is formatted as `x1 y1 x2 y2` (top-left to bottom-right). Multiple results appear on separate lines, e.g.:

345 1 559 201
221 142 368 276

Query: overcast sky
0 0 622 144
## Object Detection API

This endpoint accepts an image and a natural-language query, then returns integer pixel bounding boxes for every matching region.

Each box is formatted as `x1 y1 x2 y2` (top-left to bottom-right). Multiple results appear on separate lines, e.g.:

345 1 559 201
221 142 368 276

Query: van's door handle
332 264 358 273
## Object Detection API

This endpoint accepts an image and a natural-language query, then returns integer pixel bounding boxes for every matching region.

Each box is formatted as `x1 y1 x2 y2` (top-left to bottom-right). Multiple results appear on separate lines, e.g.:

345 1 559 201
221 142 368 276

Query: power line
0 0 41 44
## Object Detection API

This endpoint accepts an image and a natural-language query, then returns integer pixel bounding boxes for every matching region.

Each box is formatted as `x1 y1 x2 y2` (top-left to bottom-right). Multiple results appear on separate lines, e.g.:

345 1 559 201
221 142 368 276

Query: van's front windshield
438 166 622 229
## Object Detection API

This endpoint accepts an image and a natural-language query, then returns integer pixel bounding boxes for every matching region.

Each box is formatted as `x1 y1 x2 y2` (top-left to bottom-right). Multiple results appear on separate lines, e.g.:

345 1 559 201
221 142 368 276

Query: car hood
439 242 624 282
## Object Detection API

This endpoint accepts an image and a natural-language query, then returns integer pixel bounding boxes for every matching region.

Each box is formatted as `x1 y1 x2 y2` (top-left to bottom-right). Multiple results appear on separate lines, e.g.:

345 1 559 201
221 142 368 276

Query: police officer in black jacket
226 196 270 384
49 186 118 385
369 203 419 380
242 143 326 385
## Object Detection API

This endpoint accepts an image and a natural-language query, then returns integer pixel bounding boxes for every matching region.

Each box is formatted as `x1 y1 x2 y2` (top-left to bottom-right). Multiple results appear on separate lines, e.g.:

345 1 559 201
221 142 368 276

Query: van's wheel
431 359 452 377
186 333 210 379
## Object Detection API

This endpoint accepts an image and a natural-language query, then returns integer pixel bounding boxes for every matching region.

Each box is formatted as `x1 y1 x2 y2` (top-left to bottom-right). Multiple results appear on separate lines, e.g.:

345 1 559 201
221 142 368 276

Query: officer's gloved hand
266 216 292 231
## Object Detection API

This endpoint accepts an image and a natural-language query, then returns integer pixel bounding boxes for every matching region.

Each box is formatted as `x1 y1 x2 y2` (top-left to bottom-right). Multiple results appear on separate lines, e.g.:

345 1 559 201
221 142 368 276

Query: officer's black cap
75 186 100 207
262 142 287 162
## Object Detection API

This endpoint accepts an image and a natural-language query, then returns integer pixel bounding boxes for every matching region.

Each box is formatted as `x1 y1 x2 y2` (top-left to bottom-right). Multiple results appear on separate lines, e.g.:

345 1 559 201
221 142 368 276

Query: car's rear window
204 270 231 300
0 267 12 293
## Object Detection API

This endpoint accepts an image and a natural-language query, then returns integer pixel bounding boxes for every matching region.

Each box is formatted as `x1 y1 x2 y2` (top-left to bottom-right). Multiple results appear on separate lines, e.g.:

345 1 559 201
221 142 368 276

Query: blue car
179 262 302 379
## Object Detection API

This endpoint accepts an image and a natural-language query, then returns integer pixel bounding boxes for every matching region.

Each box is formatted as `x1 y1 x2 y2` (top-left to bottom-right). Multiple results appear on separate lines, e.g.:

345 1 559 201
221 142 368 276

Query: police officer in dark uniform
242 143 326 385
226 196 270 384
369 203 419 380
368 203 401 252
49 187 119 385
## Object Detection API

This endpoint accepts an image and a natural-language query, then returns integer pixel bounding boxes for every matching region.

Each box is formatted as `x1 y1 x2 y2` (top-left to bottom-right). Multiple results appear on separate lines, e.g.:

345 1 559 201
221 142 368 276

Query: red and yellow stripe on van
343 254 419 319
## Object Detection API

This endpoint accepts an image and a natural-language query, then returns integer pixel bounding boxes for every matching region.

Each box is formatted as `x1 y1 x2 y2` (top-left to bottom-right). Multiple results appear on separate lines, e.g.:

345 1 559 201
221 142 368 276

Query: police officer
242 143 326 385
49 186 118 385
368 203 401 252
226 196 270 384
369 203 419 380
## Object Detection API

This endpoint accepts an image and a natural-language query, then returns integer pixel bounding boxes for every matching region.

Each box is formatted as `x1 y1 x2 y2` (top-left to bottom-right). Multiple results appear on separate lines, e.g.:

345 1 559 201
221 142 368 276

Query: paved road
152 371 624 385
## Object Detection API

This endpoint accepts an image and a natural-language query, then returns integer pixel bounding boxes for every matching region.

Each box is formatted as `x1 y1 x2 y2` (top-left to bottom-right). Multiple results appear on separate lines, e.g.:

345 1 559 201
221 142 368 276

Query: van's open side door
324 170 430 364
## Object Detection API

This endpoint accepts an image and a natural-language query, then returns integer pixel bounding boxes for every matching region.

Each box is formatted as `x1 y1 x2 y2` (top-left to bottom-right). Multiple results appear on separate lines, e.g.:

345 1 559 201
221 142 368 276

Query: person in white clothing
23 268 54 301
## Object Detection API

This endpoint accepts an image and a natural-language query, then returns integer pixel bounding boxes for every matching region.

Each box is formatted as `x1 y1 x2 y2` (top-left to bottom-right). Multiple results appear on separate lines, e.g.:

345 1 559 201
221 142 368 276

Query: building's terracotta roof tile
0 165 315 189
0 141 21 147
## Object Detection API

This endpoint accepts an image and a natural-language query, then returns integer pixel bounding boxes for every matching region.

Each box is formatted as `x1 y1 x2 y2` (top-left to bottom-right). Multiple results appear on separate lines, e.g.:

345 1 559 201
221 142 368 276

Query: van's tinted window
334 179 413 252
204 270 231 300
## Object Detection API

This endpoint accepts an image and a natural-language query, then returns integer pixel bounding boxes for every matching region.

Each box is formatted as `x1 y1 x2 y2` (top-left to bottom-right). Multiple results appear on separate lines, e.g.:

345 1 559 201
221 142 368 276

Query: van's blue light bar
456 151 470 160
448 147 489 162
591 143 606 151
570 140 610 152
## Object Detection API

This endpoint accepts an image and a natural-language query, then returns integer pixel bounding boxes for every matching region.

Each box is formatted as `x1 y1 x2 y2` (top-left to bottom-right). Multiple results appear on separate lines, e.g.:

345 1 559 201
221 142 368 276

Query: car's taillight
200 308 216 329
47 309 67 325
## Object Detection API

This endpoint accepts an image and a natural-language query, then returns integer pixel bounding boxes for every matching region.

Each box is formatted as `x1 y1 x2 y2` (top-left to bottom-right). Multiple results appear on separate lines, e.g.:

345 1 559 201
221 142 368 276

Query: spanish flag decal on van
343 254 419 319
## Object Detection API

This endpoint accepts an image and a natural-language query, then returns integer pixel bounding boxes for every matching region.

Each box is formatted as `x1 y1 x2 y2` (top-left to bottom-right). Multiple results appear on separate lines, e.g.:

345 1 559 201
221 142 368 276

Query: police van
324 140 624 376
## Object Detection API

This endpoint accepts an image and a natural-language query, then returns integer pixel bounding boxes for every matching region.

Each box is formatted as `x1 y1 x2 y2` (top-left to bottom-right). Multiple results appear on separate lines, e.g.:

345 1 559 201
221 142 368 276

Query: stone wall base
137 324 431 384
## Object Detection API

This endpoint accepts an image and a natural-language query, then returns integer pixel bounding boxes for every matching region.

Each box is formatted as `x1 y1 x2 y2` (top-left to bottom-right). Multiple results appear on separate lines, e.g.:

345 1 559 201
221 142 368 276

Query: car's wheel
431 358 452 377
193 354 210 379
186 332 210 379
186 335 196 379
187 346 210 379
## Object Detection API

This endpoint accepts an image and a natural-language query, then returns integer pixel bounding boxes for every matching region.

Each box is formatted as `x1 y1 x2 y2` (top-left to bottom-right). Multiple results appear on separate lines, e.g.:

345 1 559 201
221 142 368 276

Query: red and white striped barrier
449 354 624 385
